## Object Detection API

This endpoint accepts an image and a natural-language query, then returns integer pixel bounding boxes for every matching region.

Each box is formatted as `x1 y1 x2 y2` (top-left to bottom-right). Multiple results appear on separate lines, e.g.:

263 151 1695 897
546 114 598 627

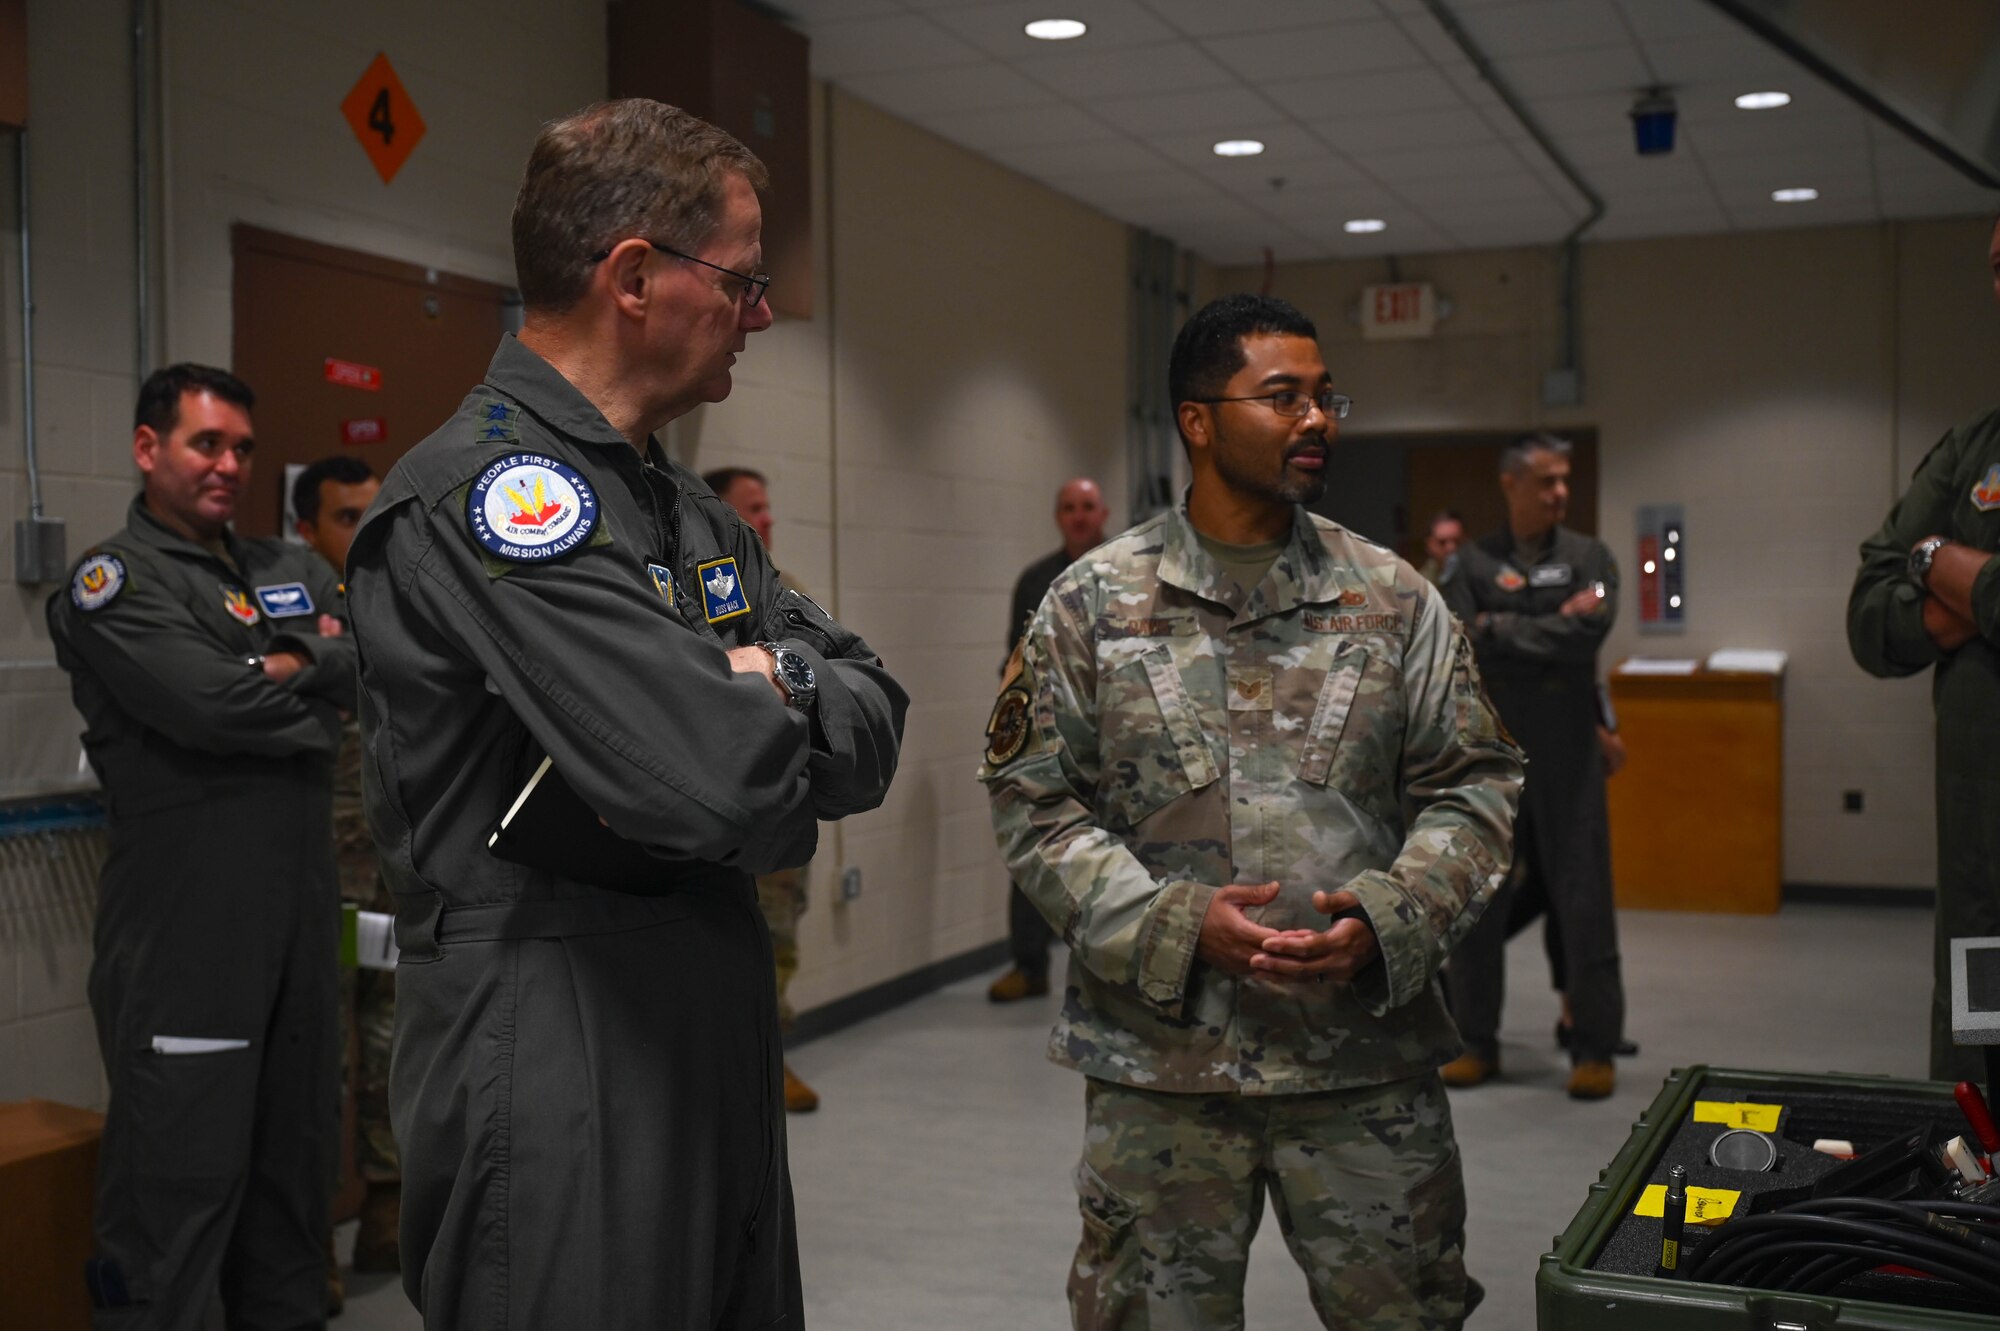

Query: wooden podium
1606 665 1784 913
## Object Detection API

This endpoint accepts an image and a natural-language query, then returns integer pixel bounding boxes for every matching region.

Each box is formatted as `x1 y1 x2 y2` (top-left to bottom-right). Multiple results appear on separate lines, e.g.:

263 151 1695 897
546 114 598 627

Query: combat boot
784 1064 820 1113
1439 1052 1498 1088
1567 1060 1616 1100
987 968 1049 1003
351 1181 401 1274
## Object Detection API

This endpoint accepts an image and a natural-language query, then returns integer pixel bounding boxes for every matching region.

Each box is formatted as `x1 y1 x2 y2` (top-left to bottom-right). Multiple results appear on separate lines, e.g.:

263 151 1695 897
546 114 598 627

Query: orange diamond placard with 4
341 53 426 185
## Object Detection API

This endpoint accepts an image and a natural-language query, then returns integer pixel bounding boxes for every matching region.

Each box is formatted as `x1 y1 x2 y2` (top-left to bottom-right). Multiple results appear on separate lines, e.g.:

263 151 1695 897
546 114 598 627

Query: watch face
779 651 815 696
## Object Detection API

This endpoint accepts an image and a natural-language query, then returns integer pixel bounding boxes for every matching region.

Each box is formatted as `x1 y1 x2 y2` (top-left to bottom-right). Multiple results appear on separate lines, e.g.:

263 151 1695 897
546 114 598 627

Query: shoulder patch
468 453 600 563
985 687 1032 766
254 581 316 617
647 562 675 603
71 554 126 611
1972 462 2000 512
697 556 751 623
222 586 260 625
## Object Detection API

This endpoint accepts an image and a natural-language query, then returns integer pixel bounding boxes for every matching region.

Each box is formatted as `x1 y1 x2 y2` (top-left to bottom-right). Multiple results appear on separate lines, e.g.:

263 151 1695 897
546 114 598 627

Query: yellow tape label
1635 1184 1741 1226
1692 1100 1781 1132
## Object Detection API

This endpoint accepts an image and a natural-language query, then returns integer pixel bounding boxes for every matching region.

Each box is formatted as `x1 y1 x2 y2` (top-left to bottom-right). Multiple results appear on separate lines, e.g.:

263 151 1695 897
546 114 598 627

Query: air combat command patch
1495 566 1527 592
70 554 126 611
469 453 599 563
222 587 260 625
1973 462 2000 512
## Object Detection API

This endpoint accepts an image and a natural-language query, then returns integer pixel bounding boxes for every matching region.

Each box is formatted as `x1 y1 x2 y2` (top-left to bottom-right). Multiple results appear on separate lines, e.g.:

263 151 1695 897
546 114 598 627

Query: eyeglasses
1194 389 1352 420
589 239 771 309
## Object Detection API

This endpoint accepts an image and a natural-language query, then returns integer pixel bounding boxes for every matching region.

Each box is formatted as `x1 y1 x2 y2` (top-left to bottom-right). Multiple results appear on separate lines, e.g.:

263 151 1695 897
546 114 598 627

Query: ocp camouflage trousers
1069 1073 1471 1331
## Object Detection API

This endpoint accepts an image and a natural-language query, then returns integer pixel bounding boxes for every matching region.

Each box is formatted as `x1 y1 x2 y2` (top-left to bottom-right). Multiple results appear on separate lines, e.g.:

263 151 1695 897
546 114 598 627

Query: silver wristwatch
758 641 818 712
1908 536 1949 589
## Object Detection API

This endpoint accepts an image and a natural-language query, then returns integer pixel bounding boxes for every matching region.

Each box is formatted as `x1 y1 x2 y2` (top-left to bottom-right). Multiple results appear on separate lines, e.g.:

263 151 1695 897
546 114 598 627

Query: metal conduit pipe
133 0 151 382
1417 0 1606 400
16 128 39 522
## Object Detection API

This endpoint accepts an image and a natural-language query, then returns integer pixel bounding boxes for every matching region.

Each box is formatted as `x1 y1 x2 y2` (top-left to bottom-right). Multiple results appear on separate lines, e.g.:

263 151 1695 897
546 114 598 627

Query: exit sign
1359 283 1437 340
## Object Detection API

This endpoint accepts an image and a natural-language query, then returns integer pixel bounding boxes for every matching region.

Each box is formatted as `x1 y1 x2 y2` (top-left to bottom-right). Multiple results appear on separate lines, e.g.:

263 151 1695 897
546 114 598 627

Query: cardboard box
0 1099 103 1331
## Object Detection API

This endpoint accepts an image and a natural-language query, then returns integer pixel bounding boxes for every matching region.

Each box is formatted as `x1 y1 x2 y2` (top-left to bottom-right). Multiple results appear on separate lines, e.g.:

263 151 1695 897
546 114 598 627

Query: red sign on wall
1637 534 1662 622
341 417 388 446
324 358 382 391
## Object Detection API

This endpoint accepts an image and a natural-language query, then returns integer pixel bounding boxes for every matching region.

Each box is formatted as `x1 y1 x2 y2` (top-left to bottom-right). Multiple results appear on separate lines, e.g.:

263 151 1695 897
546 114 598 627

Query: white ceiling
770 0 2000 264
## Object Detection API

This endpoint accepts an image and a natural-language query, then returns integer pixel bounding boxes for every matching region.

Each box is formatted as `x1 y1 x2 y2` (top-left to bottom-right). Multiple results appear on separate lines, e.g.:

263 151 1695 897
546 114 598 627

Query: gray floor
338 901 1934 1329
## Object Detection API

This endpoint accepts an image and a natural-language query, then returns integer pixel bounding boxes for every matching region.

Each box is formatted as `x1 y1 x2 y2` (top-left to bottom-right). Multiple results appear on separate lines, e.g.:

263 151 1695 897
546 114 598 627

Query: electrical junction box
14 515 66 585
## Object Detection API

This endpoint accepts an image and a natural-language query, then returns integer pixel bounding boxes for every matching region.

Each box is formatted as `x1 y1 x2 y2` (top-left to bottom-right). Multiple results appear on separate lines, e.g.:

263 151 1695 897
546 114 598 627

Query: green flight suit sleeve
46 556 341 758
397 497 849 875
980 579 1215 1017
1847 425 1965 676
266 555 358 711
1474 542 1619 663
1341 588 1523 1015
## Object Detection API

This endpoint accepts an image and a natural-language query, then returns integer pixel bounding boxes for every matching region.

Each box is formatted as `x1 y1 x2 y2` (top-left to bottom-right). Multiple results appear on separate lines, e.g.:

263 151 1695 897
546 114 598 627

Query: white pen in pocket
150 1036 250 1055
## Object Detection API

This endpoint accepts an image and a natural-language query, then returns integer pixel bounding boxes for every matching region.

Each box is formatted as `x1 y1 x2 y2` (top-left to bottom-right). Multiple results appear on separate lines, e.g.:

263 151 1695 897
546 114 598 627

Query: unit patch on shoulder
468 453 599 563
222 587 260 625
70 554 126 611
1495 566 1527 592
1972 462 2000 512
647 562 676 603
254 582 316 618
697 556 750 623
985 686 1032 766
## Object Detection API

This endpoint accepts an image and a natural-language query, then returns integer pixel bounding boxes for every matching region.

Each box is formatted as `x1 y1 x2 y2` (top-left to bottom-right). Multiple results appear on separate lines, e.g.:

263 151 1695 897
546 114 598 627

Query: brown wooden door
1403 430 1599 560
230 225 516 536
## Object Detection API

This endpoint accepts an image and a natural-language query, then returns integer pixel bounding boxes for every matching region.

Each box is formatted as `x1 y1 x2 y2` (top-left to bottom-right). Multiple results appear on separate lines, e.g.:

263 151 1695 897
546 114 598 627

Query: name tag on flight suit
1529 563 1573 588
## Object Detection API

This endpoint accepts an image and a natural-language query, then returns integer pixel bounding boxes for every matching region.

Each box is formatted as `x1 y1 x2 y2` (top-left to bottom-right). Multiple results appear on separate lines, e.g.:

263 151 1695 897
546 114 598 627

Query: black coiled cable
1680 1197 2000 1303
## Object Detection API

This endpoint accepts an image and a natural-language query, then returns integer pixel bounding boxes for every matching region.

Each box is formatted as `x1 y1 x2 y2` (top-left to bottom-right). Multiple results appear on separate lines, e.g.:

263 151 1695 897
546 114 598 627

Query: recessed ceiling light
1343 218 1387 234
1735 91 1792 110
1212 139 1265 157
1772 187 1819 203
1024 18 1087 40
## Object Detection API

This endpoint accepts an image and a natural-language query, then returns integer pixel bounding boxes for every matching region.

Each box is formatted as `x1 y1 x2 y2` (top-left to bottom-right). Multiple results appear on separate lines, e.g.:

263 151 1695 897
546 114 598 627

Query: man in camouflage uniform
292 456 401 1282
705 464 819 1113
981 294 1522 1330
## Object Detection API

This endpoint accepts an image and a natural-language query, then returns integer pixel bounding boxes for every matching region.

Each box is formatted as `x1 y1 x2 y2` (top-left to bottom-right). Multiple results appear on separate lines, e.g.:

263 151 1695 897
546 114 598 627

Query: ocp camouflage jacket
980 500 1524 1094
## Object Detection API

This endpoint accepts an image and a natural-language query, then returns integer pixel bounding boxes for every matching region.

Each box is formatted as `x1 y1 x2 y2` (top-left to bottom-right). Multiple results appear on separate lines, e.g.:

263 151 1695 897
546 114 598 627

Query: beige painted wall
0 6 1128 1102
1217 216 2000 889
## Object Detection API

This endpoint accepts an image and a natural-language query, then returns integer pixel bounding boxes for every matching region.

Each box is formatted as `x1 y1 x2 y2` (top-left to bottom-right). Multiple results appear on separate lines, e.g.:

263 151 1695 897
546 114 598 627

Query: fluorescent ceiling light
1024 18 1087 39
1343 218 1387 234
1212 139 1265 157
1735 91 1791 110
1772 187 1819 203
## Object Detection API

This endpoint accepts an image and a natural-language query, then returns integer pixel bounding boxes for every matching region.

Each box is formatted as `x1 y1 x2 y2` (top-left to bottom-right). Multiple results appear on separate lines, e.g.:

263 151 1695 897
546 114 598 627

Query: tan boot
784 1064 820 1113
1440 1053 1498 1088
326 1233 345 1317
987 968 1050 1003
351 1182 401 1274
1567 1060 1616 1100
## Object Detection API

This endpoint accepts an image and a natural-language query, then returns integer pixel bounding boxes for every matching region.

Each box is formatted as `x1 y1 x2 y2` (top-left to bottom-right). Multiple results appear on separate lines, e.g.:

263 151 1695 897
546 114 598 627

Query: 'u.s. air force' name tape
468 453 599 562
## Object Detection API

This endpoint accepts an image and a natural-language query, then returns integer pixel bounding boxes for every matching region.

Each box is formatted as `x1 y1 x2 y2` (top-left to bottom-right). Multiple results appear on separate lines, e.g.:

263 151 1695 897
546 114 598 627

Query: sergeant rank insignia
468 453 598 563
222 587 260 625
1973 463 2000 512
70 554 126 611
1495 567 1527 592
254 582 316 618
697 556 750 623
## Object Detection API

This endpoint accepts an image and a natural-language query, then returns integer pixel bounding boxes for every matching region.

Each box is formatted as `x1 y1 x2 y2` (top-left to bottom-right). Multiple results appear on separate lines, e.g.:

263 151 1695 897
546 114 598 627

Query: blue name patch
647 562 676 603
697 556 751 624
254 582 316 617
468 454 599 563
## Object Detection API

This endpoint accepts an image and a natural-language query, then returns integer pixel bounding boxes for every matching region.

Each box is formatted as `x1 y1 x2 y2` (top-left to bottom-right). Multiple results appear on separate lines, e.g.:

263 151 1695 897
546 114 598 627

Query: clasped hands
1196 881 1379 984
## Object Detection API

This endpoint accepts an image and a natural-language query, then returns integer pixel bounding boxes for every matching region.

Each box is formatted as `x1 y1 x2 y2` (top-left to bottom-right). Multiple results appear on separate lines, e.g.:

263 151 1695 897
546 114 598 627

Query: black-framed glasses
1194 389 1352 420
589 239 771 309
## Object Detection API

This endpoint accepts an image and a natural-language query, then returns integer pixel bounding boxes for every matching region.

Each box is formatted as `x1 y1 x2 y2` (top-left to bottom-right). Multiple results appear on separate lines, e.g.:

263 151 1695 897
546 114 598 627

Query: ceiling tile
1643 34 1807 85
1610 0 1741 43
1136 0 1385 38
925 101 1125 151
926 0 1178 58
1393 170 1568 208
806 15 986 78
841 62 1054 120
1142 121 1335 167
1316 106 1504 154
1206 19 1429 82
983 136 1171 178
1047 165 1214 207
1012 39 1238 100
1497 45 1652 97
1453 0 1636 57
1093 85 1286 136
1264 66 1468 119
1363 139 1542 182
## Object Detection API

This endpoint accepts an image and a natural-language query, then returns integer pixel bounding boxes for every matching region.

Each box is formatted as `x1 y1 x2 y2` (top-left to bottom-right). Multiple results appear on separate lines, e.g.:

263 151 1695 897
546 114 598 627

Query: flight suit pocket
1297 643 1401 798
1098 645 1217 828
